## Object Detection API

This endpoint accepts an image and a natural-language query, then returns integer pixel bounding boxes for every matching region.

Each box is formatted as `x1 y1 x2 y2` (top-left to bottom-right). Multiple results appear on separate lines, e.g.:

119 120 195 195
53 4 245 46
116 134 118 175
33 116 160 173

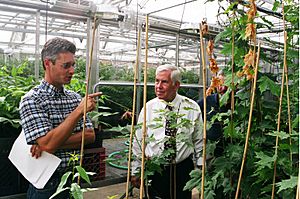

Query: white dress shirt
132 93 203 174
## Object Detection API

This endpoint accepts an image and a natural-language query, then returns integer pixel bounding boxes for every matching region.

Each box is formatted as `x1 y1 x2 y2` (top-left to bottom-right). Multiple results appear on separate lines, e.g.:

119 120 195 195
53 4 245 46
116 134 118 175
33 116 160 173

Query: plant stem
235 43 261 199
199 23 207 199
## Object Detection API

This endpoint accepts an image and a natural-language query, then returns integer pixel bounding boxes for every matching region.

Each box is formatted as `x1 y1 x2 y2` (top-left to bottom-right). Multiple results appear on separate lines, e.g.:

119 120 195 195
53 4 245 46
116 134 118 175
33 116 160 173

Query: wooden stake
139 14 149 199
281 1 293 165
125 27 141 199
235 43 261 199
229 15 236 196
230 18 235 143
271 2 293 197
78 15 98 184
199 23 207 199
271 44 285 199
297 170 300 199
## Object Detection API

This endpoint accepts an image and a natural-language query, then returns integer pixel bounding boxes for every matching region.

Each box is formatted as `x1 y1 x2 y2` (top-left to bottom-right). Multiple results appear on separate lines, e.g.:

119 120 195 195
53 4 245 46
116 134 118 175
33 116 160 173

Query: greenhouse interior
0 0 298 198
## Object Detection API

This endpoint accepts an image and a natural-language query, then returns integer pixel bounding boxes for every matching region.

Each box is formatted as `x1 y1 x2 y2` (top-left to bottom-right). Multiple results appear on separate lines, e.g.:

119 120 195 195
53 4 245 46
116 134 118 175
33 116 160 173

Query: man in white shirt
131 65 203 199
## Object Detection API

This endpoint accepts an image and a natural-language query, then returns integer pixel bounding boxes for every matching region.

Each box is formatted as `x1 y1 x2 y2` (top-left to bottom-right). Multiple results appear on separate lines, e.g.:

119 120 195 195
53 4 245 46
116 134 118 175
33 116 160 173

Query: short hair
155 64 181 84
41 37 76 69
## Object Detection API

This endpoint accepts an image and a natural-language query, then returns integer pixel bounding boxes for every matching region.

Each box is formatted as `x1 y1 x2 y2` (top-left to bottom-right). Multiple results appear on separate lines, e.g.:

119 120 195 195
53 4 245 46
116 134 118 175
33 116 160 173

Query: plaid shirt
19 80 93 172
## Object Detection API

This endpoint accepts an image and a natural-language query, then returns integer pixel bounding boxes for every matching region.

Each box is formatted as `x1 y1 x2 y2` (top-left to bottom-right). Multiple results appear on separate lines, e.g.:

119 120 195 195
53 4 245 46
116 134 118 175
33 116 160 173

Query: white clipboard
8 131 61 189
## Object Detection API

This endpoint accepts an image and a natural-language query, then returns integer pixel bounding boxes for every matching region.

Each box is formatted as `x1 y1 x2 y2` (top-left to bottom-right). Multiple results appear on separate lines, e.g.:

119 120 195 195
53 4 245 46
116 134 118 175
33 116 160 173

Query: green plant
0 63 37 136
132 100 201 196
50 153 95 199
185 0 299 198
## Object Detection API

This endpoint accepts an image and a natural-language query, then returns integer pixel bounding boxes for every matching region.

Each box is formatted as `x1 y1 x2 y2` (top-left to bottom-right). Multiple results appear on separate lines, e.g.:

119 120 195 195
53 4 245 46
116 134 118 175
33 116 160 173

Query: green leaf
267 131 290 140
292 115 299 128
70 183 83 199
214 27 232 43
91 111 118 119
57 171 72 190
107 195 119 199
75 165 92 185
220 43 233 56
0 117 20 128
272 1 280 11
255 151 276 170
184 169 201 191
49 187 70 199
73 172 96 179
11 66 17 77
257 76 280 96
276 176 298 193
219 89 230 107
97 106 111 110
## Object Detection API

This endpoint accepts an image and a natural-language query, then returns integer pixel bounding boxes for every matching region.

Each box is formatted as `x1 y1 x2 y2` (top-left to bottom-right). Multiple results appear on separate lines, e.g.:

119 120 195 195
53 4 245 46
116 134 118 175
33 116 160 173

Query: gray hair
156 64 181 84
41 37 76 69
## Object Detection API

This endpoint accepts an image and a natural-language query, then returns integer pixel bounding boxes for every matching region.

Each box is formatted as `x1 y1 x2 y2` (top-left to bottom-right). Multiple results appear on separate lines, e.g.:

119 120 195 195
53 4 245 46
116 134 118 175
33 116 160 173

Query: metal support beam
175 33 179 67
86 18 99 94
35 10 40 80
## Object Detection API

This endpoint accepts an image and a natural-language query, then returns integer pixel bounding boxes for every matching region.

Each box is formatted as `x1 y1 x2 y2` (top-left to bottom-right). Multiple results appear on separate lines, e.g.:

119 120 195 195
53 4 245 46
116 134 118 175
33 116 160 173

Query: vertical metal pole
90 27 99 93
86 18 91 80
136 25 142 118
34 10 40 81
175 33 179 67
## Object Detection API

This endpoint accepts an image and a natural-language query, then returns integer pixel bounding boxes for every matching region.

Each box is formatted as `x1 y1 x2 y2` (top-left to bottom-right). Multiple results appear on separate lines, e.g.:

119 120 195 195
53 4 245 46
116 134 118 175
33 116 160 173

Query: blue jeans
27 172 70 199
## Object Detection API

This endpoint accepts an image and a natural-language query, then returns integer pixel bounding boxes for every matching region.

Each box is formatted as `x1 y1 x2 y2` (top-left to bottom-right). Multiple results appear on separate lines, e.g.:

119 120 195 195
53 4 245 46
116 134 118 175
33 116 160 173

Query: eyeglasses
61 62 76 69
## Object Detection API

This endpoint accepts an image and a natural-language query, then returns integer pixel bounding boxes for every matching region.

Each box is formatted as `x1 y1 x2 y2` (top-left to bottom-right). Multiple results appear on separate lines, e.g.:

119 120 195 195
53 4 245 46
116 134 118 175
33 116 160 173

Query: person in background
197 69 229 158
19 37 101 199
131 65 203 199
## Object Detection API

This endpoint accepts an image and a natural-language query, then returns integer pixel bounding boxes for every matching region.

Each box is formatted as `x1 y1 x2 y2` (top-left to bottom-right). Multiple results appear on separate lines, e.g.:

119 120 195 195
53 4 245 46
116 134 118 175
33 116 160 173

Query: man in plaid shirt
19 37 101 199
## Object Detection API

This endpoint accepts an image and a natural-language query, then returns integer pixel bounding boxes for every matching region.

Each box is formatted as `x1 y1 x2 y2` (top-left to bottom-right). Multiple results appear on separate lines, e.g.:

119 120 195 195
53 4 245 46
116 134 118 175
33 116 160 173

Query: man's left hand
30 144 42 159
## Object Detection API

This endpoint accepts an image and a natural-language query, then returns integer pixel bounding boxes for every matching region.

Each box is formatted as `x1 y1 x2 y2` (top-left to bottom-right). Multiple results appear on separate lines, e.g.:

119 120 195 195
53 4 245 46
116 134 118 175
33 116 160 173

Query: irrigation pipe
199 23 207 199
125 27 141 199
235 43 261 199
78 15 98 184
139 14 149 199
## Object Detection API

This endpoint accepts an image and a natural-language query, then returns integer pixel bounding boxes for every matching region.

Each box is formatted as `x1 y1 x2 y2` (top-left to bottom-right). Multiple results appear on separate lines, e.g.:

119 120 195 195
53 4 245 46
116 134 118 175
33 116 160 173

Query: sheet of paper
8 131 61 189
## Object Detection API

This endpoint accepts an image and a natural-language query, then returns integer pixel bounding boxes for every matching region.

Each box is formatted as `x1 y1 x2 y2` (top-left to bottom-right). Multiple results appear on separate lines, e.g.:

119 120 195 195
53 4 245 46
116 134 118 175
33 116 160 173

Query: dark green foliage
185 1 299 198
0 62 38 137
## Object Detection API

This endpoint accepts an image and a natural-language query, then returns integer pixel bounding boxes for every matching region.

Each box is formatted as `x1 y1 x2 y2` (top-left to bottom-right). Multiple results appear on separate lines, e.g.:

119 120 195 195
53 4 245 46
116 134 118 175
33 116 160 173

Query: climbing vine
185 0 299 198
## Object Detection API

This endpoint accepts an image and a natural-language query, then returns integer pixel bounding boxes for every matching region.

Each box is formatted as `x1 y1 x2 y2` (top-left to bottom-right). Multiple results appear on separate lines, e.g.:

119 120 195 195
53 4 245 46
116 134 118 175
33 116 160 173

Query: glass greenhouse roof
0 0 289 68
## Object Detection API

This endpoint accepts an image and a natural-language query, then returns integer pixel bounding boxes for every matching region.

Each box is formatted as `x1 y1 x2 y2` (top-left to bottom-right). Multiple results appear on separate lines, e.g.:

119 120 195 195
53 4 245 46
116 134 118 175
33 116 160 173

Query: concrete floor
84 182 200 199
